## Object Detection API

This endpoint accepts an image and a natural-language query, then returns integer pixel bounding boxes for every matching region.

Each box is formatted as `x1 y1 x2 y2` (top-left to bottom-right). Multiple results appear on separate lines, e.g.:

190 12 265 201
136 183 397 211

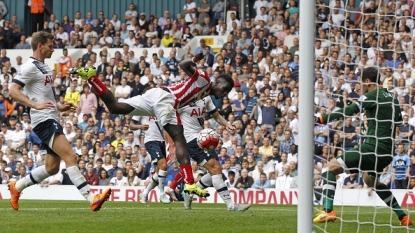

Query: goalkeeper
314 67 412 226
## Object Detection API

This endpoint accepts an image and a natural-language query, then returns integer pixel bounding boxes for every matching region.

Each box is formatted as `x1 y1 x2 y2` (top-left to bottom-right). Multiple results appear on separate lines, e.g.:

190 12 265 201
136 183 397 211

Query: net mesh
313 0 415 232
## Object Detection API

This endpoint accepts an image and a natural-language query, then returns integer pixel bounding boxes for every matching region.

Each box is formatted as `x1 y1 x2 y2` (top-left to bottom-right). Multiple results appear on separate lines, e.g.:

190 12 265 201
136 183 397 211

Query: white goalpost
297 0 316 232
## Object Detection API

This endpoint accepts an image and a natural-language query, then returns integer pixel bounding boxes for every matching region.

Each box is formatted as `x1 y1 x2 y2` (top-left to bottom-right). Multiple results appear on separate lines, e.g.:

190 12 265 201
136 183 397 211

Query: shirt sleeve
205 96 217 113
13 63 35 87
322 92 374 123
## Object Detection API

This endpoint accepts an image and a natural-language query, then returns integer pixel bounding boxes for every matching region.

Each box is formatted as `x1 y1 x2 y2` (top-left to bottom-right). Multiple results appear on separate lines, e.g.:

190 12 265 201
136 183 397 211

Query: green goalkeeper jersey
322 88 402 149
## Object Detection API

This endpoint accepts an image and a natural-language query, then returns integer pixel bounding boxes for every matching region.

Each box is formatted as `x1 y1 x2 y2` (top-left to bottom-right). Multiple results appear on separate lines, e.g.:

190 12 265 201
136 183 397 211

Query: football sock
180 164 194 184
170 172 183 190
197 173 213 188
15 165 51 192
143 173 158 196
321 170 337 213
87 76 108 96
67 166 94 203
375 183 406 220
211 174 233 209
157 170 167 194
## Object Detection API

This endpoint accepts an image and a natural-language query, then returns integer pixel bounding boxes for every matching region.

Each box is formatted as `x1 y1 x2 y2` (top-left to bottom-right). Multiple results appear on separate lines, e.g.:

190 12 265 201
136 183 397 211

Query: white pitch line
1 206 414 214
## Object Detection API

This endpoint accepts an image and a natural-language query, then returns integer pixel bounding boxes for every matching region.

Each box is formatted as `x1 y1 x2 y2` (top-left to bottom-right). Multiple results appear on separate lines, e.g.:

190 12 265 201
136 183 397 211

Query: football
197 128 220 151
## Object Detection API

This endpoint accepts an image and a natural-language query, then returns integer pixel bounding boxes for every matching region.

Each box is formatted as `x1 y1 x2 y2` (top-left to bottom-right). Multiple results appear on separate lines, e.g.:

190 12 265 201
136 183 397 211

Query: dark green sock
322 171 337 213
376 183 406 220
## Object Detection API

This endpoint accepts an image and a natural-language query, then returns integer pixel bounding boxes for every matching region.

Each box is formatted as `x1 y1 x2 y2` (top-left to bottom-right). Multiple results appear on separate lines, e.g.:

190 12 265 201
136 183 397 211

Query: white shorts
120 88 182 126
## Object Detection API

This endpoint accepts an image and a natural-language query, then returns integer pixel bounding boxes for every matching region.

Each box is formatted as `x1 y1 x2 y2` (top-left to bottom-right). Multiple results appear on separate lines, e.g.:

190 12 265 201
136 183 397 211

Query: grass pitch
0 200 414 233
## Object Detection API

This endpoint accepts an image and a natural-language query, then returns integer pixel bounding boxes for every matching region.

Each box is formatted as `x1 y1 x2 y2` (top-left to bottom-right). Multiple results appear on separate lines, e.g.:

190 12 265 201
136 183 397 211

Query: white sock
197 173 213 188
15 165 50 192
212 174 233 209
143 173 158 195
67 166 94 203
158 169 167 194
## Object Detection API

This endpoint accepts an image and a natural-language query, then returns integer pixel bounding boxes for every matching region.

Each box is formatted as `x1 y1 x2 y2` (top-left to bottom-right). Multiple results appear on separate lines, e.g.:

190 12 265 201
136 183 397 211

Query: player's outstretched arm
129 121 149 131
316 103 360 124
179 52 204 77
9 83 54 110
211 111 235 132
75 67 135 114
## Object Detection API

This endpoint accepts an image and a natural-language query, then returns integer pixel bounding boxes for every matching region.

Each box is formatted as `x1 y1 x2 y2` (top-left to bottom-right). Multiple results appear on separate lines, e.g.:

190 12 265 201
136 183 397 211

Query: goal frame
297 0 316 232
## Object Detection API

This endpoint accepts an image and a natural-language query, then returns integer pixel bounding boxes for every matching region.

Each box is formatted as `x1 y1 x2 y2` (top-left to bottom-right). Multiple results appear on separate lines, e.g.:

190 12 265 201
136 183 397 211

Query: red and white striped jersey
165 69 212 108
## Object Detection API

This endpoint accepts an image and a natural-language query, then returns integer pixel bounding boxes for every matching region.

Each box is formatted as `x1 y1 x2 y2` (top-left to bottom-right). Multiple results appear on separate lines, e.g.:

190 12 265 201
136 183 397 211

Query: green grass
0 200 414 233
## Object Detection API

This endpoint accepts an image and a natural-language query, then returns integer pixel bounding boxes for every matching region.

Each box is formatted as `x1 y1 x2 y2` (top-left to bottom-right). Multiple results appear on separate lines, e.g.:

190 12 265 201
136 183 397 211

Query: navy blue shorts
145 141 166 165
33 119 64 155
187 138 218 166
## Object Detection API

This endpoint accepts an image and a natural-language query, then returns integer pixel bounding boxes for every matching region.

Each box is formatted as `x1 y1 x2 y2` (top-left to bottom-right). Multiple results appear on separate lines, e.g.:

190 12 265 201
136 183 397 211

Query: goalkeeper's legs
364 172 412 225
316 147 364 223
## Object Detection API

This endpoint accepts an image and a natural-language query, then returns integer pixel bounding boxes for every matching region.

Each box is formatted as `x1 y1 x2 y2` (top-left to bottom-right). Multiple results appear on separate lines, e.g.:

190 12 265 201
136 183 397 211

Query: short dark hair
361 67 380 84
217 74 234 89
31 31 54 51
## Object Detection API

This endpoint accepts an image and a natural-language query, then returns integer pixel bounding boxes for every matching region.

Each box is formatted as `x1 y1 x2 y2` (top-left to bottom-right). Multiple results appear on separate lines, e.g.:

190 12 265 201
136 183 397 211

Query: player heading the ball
75 52 234 197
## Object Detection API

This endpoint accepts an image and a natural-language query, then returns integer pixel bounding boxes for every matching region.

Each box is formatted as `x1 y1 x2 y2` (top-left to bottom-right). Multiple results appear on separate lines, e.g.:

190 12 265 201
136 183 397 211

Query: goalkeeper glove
76 66 97 80
314 115 325 124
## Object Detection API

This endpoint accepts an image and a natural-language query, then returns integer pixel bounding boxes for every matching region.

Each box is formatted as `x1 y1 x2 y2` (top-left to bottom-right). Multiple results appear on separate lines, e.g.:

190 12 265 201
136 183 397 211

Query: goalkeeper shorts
336 143 393 177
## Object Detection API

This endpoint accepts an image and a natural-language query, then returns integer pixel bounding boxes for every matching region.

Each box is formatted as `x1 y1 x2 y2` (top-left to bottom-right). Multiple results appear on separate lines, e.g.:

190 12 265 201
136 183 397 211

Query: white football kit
13 57 58 128
178 95 217 143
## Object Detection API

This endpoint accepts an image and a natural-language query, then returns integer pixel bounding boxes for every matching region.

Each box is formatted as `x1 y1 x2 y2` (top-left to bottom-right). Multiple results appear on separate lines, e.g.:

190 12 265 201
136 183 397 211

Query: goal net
313 0 415 232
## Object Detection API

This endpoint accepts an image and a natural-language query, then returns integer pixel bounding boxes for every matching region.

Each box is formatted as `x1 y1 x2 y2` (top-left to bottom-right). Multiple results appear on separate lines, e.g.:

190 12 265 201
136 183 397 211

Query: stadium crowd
1 0 415 200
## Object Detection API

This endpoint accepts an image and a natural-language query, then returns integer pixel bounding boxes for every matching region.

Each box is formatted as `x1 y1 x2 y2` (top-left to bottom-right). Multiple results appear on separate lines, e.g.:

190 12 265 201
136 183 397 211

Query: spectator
98 169 110 186
125 168 140 186
275 152 288 178
399 115 414 150
183 0 196 25
342 173 363 189
379 166 392 187
252 172 271 190
15 165 26 181
124 3 137 25
9 123 25 152
235 168 254 189
15 35 31 49
109 169 127 186
392 143 411 189
225 170 237 188
84 163 99 185
251 161 265 181
107 158 120 178
212 0 224 23
25 158 36 174
191 161 203 179
275 164 293 189
289 161 298 177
